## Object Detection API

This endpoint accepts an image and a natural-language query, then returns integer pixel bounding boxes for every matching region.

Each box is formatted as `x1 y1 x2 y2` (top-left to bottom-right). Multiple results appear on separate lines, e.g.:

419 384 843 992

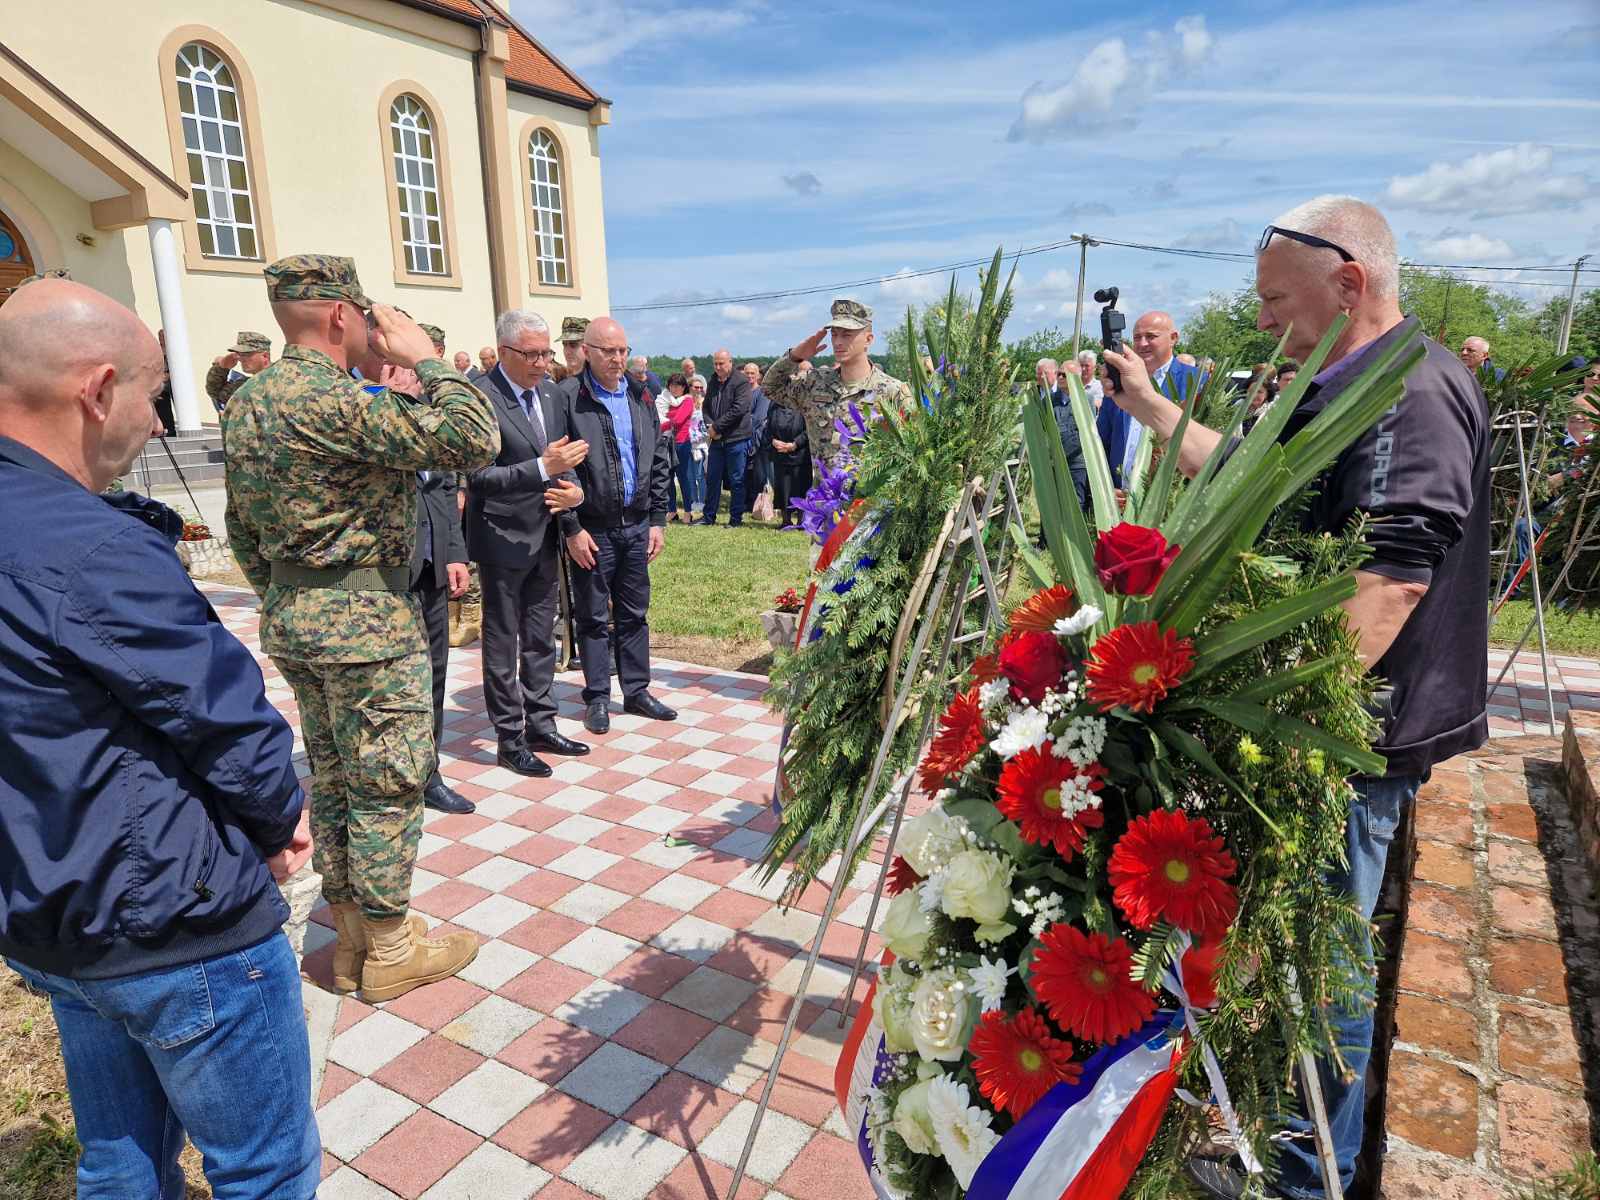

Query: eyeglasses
1258 225 1355 263
501 344 555 362
583 342 631 359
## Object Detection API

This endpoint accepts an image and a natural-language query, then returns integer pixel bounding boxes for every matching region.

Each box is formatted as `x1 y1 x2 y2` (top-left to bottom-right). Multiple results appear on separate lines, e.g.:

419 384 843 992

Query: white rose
939 849 1014 926
910 969 977 1062
892 1078 939 1156
880 890 932 961
874 974 918 1054
900 807 967 876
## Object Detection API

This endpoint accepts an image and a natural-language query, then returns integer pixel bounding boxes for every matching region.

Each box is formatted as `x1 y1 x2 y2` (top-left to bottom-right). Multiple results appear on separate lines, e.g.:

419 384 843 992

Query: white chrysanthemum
917 871 946 914
900 808 968 876
991 707 1049 759
968 956 1013 1013
978 678 1010 714
926 1076 1002 1188
1051 714 1108 770
1053 603 1103 637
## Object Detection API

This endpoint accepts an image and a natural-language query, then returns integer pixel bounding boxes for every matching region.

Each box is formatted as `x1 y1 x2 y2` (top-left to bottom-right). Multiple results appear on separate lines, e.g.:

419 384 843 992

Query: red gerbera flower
1009 584 1077 634
918 687 988 792
968 1006 1082 1119
1084 622 1195 714
1107 809 1238 937
1031 924 1157 1044
995 748 1106 861
885 855 923 897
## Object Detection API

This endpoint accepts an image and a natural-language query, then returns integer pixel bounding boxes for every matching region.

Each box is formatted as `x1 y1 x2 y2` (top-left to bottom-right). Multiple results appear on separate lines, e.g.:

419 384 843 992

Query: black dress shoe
525 730 590 756
1184 1155 1286 1200
623 692 678 721
423 777 476 815
583 700 610 734
496 744 552 778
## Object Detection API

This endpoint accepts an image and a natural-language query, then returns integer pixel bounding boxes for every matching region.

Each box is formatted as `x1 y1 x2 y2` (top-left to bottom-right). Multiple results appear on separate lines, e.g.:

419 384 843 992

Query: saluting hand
545 479 583 513
368 304 437 370
541 435 589 475
790 328 829 363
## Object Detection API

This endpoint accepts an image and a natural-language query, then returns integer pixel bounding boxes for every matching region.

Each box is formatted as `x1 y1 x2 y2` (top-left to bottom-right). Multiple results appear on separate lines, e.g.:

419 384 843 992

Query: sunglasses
1258 225 1355 263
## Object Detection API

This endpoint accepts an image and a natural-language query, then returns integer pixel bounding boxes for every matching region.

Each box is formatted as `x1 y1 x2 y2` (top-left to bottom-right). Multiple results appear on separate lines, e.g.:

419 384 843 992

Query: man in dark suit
412 467 474 813
465 311 590 778
560 317 677 734
1096 310 1201 491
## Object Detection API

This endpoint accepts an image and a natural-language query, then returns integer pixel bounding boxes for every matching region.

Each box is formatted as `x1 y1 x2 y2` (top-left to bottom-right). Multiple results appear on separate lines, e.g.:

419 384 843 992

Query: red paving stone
500 958 595 1012
379 975 489 1031
352 1109 478 1198
371 1034 486 1104
496 1017 604 1084
491 1090 615 1173
625 1071 743 1148
612 1000 716 1065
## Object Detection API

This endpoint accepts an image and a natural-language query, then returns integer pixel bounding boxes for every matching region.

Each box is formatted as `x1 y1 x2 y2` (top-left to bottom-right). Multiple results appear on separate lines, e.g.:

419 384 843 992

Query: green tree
1181 286 1280 366
1532 288 1600 362
884 290 976 379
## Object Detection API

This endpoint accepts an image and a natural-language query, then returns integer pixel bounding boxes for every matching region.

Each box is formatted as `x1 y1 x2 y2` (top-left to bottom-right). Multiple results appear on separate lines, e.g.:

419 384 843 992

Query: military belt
269 563 410 592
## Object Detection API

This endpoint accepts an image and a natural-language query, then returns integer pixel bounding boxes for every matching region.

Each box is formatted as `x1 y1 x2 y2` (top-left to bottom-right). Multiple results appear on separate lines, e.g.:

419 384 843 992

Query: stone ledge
176 536 233 578
1562 709 1600 870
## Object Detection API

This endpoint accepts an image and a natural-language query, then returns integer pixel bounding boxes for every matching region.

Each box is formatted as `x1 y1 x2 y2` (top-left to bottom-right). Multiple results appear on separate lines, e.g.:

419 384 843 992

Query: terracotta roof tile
388 0 600 107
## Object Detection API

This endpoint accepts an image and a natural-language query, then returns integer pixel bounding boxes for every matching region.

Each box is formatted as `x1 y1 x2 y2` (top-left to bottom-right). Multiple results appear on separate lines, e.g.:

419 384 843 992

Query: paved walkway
1486 647 1600 738
202 583 879 1200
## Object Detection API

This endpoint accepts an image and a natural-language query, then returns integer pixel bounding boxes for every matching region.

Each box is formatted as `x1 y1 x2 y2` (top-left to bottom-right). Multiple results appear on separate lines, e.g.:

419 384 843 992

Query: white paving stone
676 1024 776 1093
614 753 671 777
673 710 712 729
553 979 652 1037
469 765 530 791
557 1042 669 1116
698 795 765 826
461 822 532 854
768 954 855 1008
456 939 540 991
328 1010 427 1075
417 831 451 857
457 854 536 892
662 965 758 1023
607 731 658 753
725 702 770 721
618 778 678 804
695 771 746 796
441 995 543 1056
649 913 736 963
793 1005 852 1064
549 759 600 783
316 1078 417 1160
550 926 642 975
746 905 821 951
544 784 608 813
549 882 631 924
409 866 446 896
546 813 613 846
641 873 721 911
545 845 622 880
631 836 701 870
560 1119 687 1200
681 748 734 770
622 805 686 834
470 791 529 821
698 1099 813 1182
452 893 538 937
728 862 791 902
419 1142 549 1200
429 1058 547 1136
321 1166 402 1199
713 828 770 860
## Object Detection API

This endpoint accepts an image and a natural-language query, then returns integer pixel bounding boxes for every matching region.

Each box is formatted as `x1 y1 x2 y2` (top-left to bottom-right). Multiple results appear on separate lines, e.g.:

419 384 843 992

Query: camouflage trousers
462 562 481 606
275 650 435 919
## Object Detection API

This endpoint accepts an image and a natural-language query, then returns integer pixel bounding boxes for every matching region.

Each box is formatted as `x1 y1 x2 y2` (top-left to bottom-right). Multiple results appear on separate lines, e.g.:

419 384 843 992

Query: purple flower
794 458 856 544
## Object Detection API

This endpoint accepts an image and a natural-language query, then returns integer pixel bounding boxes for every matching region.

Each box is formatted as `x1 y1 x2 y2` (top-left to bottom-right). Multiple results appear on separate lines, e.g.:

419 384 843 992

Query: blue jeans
676 447 703 511
702 437 750 525
7 933 320 1199
1276 773 1421 1198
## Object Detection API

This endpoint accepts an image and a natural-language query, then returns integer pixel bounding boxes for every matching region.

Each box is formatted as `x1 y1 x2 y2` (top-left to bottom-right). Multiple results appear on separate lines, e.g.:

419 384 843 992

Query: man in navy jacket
1096 310 1201 490
0 280 318 1198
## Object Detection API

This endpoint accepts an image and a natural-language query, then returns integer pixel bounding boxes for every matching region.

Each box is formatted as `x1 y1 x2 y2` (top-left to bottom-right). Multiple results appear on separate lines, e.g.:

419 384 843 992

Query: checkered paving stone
201 583 875 1200
1485 648 1600 738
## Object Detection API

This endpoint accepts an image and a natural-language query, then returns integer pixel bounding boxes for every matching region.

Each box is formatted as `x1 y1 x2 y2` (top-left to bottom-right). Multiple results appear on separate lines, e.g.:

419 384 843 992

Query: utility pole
1558 254 1591 357
1071 235 1094 356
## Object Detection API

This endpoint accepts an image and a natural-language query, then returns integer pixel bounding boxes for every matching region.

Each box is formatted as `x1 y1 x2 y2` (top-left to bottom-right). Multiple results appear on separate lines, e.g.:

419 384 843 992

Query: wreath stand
727 461 1025 1198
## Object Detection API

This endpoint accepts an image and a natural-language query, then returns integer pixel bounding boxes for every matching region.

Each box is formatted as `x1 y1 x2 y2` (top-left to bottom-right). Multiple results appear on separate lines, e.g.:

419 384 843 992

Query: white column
145 218 201 434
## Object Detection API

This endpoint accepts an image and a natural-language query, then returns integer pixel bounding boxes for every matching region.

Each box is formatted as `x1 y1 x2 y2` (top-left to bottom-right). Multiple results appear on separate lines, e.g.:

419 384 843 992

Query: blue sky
510 0 1600 356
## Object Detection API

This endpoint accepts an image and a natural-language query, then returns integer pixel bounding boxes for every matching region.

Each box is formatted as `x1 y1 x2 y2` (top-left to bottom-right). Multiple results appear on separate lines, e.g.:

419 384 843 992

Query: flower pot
760 608 800 652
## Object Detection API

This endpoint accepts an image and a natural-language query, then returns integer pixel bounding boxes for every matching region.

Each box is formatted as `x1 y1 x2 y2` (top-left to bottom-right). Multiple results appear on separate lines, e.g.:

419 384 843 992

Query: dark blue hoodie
0 437 303 979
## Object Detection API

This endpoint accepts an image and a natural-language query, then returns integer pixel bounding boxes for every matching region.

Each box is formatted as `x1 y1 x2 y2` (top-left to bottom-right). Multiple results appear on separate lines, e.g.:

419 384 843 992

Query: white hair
1077 350 1097 368
1036 357 1057 371
1267 195 1399 300
691 373 707 387
494 309 549 344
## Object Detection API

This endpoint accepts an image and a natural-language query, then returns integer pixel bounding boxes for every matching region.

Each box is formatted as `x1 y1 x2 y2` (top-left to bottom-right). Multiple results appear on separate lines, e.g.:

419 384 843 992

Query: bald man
1095 309 1201 491
0 280 320 1196
1105 197 1489 1200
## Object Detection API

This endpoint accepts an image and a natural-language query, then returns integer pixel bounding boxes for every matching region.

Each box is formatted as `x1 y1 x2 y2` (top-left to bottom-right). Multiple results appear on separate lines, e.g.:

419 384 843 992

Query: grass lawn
1492 600 1600 658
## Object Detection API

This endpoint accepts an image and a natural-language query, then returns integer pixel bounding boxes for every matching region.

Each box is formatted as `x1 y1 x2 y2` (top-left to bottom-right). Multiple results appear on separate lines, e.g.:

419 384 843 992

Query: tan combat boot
327 902 427 994
360 913 478 1003
450 599 481 647
446 599 462 645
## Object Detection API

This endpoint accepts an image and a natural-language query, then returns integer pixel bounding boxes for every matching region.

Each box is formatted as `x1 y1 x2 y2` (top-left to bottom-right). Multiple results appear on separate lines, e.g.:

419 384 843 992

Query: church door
0 211 38 306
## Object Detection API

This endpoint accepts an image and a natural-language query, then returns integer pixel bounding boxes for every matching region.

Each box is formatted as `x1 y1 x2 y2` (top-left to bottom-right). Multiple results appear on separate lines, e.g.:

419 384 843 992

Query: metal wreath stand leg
1487 408 1558 728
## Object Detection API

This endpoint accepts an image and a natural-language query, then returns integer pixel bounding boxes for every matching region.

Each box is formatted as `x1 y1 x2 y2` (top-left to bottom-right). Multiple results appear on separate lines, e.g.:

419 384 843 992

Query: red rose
1094 523 1180 596
997 630 1068 704
1180 937 1224 1009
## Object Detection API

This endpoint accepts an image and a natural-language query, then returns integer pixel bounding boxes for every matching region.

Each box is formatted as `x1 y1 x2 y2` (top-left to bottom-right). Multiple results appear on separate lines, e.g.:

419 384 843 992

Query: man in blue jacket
0 279 318 1199
1096 309 1201 491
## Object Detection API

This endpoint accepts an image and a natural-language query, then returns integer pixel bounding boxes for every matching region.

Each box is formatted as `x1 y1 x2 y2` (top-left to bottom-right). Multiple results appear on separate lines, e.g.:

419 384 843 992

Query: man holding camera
1102 196 1489 1200
1095 303 1199 491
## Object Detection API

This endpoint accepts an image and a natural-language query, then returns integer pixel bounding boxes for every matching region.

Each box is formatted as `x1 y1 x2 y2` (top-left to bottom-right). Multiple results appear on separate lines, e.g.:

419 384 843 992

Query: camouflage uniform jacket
205 362 249 410
761 355 912 466
222 346 499 663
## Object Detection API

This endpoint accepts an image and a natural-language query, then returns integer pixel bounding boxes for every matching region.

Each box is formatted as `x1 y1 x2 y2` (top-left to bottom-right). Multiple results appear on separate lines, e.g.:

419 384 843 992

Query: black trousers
772 456 813 521
570 521 651 704
480 542 561 747
412 571 450 785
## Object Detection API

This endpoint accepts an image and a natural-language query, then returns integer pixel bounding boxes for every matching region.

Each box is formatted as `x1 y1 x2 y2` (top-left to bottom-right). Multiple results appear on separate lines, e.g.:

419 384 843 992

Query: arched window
528 130 570 287
389 96 447 275
175 43 259 259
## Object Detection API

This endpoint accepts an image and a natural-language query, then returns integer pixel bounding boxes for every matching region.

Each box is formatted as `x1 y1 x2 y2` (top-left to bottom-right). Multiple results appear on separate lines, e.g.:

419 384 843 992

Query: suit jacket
464 366 577 568
411 470 466 589
1096 358 1203 488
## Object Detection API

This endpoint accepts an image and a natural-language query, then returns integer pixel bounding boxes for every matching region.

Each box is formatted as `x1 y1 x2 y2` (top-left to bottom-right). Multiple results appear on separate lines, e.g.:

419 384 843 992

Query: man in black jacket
1107 196 1488 1200
699 347 753 526
766 396 811 529
466 310 589 776
560 317 677 733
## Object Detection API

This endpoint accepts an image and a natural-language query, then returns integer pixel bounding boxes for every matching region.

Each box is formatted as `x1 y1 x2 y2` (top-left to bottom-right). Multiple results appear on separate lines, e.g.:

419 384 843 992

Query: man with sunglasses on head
223 254 501 1004
764 298 913 469
1101 198 1489 1200
465 310 590 775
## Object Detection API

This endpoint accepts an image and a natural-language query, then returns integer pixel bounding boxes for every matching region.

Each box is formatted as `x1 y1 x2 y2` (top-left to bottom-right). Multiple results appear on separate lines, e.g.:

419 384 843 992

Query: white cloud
1174 219 1248 252
1008 15 1213 141
721 303 755 322
878 267 946 303
1385 143 1591 216
1414 230 1515 261
508 0 759 70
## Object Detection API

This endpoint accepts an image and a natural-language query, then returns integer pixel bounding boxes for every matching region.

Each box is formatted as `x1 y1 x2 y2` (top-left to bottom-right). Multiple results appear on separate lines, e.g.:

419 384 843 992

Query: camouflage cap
263 254 371 306
825 298 872 330
419 323 446 349
230 330 271 354
18 268 72 287
560 315 590 344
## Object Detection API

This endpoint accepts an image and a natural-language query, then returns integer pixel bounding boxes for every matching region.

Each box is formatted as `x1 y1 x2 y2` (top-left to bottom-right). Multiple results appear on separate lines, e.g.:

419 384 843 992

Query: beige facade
0 0 611 431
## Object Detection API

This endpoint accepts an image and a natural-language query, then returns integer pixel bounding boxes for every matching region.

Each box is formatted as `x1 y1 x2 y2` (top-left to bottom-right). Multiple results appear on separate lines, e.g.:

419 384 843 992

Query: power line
611 234 1600 313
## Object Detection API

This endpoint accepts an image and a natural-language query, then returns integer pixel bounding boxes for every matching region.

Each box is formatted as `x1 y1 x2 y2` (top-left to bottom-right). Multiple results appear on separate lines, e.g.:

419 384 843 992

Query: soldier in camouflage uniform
223 255 500 1002
559 314 590 377
206 330 272 412
763 298 913 467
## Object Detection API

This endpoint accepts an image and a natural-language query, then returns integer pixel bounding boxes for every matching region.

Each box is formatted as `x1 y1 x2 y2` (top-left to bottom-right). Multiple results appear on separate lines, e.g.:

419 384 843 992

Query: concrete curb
302 976 341 1108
